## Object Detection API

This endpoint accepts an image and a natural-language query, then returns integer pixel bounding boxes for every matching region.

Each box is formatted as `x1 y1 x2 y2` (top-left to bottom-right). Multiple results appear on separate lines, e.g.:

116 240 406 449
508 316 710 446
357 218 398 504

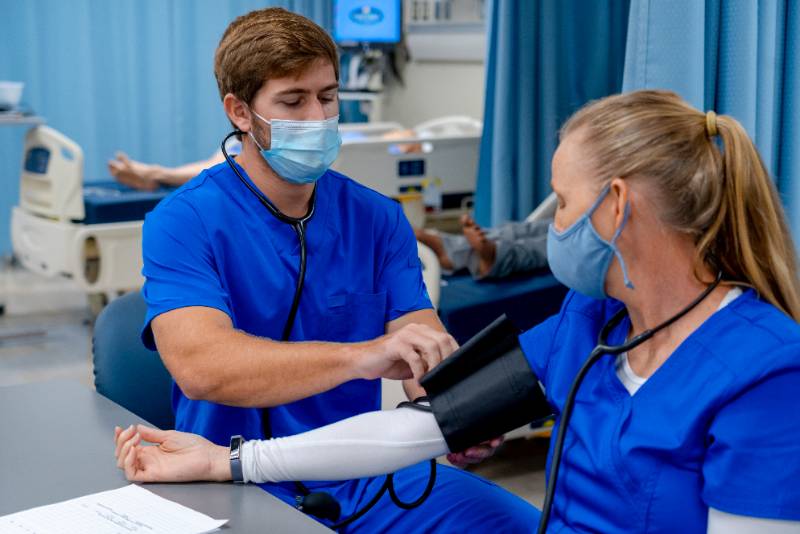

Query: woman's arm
114 407 448 483
243 407 446 483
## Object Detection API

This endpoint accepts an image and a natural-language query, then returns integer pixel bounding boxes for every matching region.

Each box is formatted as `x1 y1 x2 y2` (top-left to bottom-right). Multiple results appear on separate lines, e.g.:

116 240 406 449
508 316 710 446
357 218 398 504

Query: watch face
230 436 243 457
230 436 245 483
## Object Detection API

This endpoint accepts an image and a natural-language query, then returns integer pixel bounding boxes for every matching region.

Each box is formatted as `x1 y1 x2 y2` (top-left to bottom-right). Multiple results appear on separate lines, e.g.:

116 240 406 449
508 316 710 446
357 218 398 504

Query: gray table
0 380 330 532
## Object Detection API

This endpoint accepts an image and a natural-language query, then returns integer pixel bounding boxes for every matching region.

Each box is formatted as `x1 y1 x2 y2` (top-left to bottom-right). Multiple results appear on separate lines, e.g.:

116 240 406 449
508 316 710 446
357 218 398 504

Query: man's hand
447 436 505 468
354 323 459 381
114 424 230 483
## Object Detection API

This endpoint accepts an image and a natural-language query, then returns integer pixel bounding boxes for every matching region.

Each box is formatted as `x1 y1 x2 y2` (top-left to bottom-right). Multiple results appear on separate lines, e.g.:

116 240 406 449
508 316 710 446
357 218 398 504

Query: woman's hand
114 424 231 483
447 436 505 469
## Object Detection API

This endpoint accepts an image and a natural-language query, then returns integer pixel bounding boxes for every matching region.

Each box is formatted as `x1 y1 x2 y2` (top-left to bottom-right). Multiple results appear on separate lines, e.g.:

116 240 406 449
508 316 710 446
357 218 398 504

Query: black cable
536 272 722 533
324 460 436 529
283 223 307 340
327 478 391 529
396 396 432 412
308 398 437 531
387 461 437 510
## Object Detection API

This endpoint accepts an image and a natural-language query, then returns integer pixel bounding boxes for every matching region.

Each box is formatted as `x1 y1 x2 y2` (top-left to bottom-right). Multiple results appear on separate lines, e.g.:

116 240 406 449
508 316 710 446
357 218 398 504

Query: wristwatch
230 435 245 484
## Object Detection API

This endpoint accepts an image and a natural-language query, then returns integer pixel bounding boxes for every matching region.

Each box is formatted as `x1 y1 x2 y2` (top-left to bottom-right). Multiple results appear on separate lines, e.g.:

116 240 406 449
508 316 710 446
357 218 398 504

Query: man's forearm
154 306 455 410
168 328 364 408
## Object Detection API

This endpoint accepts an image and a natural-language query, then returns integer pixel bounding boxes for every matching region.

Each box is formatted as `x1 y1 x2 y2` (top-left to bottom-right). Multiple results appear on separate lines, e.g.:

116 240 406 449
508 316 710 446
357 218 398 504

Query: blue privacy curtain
474 0 631 227
623 0 800 241
0 0 331 255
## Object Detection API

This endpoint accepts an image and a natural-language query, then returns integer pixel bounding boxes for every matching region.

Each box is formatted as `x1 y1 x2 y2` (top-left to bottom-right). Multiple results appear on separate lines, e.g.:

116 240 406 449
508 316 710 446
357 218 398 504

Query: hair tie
705 111 719 137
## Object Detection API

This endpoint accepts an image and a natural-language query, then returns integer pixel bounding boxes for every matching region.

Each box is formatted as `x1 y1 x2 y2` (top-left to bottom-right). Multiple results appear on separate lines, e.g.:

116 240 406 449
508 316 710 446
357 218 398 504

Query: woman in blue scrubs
116 90 800 533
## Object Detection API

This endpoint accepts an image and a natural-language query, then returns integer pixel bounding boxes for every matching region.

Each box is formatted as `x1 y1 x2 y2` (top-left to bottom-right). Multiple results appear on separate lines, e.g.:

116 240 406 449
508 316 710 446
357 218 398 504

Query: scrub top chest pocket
324 291 388 342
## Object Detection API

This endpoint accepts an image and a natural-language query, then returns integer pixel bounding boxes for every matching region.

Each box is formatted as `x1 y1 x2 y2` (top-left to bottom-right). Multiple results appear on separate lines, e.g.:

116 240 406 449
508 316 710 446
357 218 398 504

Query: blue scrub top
519 289 800 532
141 161 431 445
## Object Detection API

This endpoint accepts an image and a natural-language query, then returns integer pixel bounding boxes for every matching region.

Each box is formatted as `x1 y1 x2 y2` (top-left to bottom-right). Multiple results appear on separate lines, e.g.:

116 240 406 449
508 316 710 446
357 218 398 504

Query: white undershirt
614 287 744 395
239 286 798 532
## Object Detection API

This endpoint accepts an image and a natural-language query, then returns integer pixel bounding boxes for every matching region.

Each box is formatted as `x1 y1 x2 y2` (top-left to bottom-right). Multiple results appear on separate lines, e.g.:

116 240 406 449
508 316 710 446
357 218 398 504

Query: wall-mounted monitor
334 0 402 45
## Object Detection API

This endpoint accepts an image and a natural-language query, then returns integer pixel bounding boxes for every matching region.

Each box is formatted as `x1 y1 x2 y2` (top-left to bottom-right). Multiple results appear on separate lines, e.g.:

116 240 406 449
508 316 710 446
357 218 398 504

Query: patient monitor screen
334 0 402 44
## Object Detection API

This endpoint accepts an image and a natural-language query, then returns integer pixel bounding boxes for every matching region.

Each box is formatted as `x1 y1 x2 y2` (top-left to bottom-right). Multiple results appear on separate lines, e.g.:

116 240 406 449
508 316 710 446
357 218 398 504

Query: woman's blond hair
561 89 800 320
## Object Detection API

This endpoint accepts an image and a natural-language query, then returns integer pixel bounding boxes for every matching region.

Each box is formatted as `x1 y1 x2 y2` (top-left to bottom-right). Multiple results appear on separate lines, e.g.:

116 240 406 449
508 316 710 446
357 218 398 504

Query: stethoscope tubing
221 131 314 340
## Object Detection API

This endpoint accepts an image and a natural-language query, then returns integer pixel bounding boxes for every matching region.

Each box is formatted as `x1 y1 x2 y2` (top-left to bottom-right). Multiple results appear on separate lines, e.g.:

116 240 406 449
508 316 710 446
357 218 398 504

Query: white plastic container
0 81 24 110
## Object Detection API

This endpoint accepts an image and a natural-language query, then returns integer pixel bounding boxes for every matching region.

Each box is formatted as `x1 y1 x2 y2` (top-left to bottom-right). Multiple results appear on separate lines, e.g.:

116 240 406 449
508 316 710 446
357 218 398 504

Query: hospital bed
336 116 481 209
11 126 172 309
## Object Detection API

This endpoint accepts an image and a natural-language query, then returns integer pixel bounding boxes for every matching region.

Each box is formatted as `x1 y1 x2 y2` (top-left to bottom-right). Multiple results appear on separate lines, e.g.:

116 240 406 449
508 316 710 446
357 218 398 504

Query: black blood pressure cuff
420 315 553 453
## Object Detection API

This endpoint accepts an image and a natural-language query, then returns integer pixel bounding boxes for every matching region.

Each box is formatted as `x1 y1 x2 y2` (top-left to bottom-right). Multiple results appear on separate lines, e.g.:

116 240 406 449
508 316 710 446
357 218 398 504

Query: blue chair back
92 291 174 429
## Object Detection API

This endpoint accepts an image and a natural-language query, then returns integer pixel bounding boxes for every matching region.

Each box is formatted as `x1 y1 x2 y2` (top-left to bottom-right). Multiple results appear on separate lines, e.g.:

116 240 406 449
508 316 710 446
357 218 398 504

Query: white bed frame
11 126 145 305
335 116 481 202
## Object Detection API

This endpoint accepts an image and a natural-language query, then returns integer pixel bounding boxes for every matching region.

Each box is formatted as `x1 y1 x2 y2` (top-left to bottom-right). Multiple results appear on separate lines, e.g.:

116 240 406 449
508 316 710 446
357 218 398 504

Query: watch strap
230 435 245 484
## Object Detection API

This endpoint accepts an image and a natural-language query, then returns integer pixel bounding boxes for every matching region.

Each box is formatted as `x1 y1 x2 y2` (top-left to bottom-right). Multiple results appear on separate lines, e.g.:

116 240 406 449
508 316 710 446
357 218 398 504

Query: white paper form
0 484 228 534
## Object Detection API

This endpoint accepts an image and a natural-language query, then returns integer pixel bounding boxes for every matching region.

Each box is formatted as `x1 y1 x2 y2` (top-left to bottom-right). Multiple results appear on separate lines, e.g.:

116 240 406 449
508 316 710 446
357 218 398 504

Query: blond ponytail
699 115 800 320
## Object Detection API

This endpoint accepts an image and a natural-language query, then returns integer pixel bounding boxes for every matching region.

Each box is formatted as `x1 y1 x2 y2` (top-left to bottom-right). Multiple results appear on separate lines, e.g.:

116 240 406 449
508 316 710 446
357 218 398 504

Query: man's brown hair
214 7 339 105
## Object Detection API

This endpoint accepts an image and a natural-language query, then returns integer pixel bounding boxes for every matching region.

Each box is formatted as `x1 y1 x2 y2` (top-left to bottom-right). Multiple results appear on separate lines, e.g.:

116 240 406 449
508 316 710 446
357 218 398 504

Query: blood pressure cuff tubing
420 315 553 453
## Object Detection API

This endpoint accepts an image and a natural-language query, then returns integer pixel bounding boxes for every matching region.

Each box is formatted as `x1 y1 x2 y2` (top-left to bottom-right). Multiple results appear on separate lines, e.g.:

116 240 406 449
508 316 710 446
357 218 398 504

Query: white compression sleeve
241 407 448 484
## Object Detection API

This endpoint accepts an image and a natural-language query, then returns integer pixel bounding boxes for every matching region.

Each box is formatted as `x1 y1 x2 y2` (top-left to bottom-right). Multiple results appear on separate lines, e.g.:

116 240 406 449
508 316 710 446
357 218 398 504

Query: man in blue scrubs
140 7 537 532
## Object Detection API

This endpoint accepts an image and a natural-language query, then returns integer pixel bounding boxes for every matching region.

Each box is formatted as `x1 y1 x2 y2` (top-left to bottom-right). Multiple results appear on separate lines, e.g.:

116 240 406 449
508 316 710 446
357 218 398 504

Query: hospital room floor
0 267 547 508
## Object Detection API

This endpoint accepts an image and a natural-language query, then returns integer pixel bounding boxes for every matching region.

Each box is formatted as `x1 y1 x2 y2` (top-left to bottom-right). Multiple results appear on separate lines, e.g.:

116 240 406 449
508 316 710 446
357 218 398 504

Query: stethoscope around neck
221 130 313 341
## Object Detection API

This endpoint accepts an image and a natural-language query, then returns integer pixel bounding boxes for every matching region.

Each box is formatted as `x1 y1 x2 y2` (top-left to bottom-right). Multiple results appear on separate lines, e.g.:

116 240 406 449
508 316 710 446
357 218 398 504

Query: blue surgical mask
546 185 634 299
249 110 341 185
